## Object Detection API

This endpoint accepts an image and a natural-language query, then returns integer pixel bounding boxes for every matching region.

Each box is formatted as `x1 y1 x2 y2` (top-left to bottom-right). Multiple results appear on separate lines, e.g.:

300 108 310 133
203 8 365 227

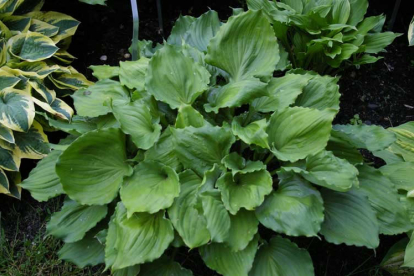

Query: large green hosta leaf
221 152 266 177
224 209 258 251
200 190 231 243
167 15 196 46
19 149 63 201
280 150 359 192
172 124 235 176
380 162 414 195
121 161 180 216
363 32 401 54
200 234 259 276
168 170 210 248
183 10 221 52
249 236 314 276
267 107 335 162
145 127 181 170
72 79 130 117
388 122 414 162
105 203 174 270
112 100 161 150
9 32 58 62
320 188 380 249
175 105 205 129
232 116 269 149
56 128 133 205
0 89 34 132
256 174 324 237
206 10 279 81
326 131 364 165
332 124 396 152
251 74 312 113
47 199 108 243
146 44 210 109
204 79 268 113
216 169 273 215
140 256 193 276
358 165 411 235
58 233 105 268
119 57 149 91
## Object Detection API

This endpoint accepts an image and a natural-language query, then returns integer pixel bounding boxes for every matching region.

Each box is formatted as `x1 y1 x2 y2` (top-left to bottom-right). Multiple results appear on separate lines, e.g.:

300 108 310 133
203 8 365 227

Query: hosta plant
247 0 402 74
0 0 92 197
21 9 414 276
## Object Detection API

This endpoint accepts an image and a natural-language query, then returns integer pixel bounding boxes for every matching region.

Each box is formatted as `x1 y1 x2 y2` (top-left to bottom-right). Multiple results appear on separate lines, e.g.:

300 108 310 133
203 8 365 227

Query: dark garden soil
1 0 414 275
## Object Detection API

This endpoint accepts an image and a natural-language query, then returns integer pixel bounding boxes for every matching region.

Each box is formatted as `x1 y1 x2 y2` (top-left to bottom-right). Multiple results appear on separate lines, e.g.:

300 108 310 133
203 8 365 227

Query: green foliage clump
20 8 414 276
247 0 401 74
0 0 92 198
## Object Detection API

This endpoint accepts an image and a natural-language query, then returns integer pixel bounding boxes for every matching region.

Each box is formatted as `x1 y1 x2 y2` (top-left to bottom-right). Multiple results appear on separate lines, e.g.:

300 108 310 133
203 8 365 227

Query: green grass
0 197 105 276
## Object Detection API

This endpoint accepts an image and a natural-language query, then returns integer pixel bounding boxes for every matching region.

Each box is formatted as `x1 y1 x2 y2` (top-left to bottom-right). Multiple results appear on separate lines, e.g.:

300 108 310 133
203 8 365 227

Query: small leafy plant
247 0 402 74
0 0 92 198
21 9 414 276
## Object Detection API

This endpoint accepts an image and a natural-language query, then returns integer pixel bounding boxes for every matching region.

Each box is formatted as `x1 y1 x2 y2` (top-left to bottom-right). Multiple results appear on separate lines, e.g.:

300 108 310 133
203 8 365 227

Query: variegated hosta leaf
388 122 414 162
232 116 269 149
172 124 235 176
0 123 14 143
0 89 35 132
206 10 279 81
30 11 80 43
72 79 130 117
167 15 196 46
6 61 61 79
294 74 340 111
168 170 210 248
332 124 396 152
221 152 266 177
0 170 21 198
29 18 59 37
320 188 380 249
121 161 180 216
139 256 193 276
267 107 336 162
146 44 210 109
46 198 108 243
105 203 174 270
144 127 182 171
204 78 268 113
49 71 93 90
251 74 312 112
56 128 133 205
0 168 8 194
9 32 58 62
112 99 161 150
200 190 231 243
256 173 324 237
58 232 105 268
280 150 359 192
0 140 20 171
89 65 120 80
380 162 414 195
224 209 258 251
119 57 149 91
19 149 64 201
29 79 56 104
33 97 73 121
249 236 314 276
175 105 205 129
200 234 259 276
0 70 20 90
14 120 50 159
357 165 412 235
216 169 273 215
1 15 30 32
183 10 221 52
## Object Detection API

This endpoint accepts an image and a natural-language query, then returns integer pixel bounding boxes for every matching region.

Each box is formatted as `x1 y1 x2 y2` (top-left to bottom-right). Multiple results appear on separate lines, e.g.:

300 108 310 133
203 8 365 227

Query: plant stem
264 154 273 165
130 0 139 61
156 0 164 37
270 169 278 176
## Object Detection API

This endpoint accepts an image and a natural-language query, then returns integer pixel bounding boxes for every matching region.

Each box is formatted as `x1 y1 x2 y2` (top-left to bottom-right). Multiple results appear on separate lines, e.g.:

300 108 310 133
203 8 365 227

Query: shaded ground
1 0 414 275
